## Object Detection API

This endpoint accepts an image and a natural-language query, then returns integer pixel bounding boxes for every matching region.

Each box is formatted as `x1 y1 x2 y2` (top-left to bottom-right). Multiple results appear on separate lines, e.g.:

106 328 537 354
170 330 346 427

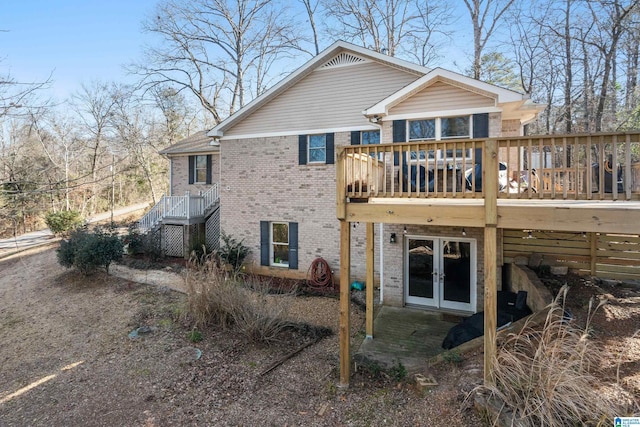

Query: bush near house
123 223 162 260
57 226 124 275
217 231 250 273
45 210 84 235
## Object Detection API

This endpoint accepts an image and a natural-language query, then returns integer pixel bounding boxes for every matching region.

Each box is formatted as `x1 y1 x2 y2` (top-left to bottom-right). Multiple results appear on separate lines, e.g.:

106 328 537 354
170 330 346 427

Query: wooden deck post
339 219 351 387
365 222 375 338
483 139 498 386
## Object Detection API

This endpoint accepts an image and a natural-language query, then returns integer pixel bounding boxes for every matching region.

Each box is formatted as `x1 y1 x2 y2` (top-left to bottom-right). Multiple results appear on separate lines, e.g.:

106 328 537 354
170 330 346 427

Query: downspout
168 157 173 197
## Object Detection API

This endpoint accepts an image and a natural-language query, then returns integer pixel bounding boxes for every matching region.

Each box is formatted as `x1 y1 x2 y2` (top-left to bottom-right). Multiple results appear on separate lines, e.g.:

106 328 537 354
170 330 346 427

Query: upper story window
409 119 436 140
194 155 208 183
188 154 212 185
441 116 470 139
308 134 327 163
408 116 471 141
361 130 380 145
298 133 334 165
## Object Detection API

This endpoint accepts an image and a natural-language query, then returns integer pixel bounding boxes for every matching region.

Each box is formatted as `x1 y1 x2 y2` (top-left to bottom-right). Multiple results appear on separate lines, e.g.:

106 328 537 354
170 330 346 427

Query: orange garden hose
306 257 335 290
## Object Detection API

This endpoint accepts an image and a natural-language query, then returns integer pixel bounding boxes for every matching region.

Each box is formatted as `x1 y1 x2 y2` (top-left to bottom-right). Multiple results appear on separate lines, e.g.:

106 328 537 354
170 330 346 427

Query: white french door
404 236 476 312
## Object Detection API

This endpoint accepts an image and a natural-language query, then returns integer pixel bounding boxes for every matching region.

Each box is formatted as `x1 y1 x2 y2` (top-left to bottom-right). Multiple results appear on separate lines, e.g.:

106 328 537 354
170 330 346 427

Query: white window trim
307 134 327 164
408 115 473 142
270 222 289 267
194 155 208 184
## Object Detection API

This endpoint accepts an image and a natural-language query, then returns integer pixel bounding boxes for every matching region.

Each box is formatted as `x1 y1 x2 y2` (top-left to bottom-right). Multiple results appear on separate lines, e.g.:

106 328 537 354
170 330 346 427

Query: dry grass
184 253 296 344
476 285 635 426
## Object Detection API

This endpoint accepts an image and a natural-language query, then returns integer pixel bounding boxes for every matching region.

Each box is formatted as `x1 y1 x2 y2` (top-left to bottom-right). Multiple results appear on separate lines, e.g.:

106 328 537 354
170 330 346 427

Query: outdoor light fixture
403 226 407 234
528 231 533 239
390 233 397 243
462 228 467 236
582 231 587 238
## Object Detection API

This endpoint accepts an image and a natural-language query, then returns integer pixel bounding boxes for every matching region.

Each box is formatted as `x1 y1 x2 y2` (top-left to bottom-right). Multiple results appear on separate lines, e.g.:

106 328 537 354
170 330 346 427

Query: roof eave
364 68 529 117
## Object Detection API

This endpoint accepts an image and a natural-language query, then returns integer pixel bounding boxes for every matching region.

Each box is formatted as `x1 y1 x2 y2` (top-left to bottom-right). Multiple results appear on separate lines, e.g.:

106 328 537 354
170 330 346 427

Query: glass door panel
441 240 472 311
405 238 437 306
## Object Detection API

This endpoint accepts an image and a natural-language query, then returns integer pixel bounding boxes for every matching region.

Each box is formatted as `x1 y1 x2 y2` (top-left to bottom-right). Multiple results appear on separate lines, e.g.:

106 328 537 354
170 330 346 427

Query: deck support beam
483 139 498 386
339 220 351 387
365 222 375 338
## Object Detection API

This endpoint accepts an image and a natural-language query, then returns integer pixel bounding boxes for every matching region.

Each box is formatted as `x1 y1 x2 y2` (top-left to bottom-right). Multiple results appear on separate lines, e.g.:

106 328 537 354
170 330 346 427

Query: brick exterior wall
170 153 221 196
220 133 376 282
218 111 516 313
501 119 522 137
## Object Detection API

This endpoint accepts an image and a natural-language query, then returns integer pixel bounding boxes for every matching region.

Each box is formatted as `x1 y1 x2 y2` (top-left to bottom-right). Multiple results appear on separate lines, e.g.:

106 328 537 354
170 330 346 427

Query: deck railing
138 183 220 232
338 132 640 201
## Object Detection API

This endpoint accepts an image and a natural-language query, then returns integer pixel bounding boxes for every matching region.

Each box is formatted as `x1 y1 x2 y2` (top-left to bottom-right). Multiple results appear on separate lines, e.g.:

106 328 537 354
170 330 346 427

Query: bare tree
405 0 454 67
300 0 322 55
583 0 640 131
133 0 302 122
463 0 515 80
323 0 418 56
71 81 117 214
0 69 51 119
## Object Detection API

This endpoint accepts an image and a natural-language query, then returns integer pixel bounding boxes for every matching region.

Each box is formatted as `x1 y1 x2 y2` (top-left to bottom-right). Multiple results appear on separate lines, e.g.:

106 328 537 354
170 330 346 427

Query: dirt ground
0 249 638 426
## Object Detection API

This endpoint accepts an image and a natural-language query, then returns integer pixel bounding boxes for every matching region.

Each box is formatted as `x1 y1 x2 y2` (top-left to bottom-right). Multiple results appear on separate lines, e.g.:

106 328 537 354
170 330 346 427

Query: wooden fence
503 229 640 281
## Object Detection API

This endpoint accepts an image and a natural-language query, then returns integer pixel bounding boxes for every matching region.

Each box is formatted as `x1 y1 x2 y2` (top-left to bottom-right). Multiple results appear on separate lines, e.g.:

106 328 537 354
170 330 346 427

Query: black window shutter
188 156 195 184
473 113 489 138
393 120 406 142
392 120 406 166
326 133 335 165
205 154 212 184
288 222 298 270
298 135 307 165
260 221 269 266
350 131 361 145
473 113 489 166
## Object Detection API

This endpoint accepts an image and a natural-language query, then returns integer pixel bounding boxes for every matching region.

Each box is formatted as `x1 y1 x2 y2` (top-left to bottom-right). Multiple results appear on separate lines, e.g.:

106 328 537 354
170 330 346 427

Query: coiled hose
306 257 335 290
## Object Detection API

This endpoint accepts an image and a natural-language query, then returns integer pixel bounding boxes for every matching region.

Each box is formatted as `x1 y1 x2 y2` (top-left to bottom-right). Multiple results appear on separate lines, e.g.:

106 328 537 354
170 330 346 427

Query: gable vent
320 52 367 69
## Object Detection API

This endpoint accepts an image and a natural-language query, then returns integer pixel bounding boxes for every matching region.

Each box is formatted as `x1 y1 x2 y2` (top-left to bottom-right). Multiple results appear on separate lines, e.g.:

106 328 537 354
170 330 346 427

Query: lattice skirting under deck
163 225 184 257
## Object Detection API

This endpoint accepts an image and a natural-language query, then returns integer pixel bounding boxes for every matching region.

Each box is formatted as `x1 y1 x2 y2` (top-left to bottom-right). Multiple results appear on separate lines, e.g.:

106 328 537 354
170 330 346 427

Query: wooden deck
344 197 640 234
338 132 640 235
336 132 640 387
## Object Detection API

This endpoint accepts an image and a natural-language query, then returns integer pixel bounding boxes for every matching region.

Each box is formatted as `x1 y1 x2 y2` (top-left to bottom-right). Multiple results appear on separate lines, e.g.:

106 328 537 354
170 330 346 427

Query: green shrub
218 231 250 273
57 226 124 275
123 224 162 260
45 210 84 235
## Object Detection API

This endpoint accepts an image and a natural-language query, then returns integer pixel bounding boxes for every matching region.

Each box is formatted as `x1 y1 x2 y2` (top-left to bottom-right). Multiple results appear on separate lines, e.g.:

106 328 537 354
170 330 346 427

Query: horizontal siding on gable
225 61 419 136
389 80 495 115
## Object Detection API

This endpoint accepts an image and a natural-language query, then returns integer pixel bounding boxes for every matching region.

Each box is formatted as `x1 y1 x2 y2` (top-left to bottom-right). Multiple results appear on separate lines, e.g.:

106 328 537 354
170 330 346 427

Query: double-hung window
188 154 212 185
308 134 327 163
270 223 289 266
299 133 334 165
194 155 208 183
